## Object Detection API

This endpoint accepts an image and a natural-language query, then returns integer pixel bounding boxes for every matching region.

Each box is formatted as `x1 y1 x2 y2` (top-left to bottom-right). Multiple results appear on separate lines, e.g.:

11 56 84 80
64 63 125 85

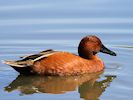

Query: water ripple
0 18 133 26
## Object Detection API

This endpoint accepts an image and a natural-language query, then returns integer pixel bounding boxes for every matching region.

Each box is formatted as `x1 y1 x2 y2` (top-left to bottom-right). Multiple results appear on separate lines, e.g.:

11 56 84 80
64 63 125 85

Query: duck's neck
78 46 94 59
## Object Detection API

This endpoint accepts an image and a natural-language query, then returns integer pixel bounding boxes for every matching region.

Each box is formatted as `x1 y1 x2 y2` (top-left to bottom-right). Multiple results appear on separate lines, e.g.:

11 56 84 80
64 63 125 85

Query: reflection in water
4 72 116 99
79 76 116 100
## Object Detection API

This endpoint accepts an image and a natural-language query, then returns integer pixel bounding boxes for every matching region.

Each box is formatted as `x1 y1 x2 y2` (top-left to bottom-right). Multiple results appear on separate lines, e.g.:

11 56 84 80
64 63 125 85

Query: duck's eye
93 51 97 55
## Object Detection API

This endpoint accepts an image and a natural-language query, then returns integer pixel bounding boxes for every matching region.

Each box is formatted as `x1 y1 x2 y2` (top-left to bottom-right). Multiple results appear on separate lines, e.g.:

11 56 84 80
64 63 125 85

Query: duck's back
33 52 104 76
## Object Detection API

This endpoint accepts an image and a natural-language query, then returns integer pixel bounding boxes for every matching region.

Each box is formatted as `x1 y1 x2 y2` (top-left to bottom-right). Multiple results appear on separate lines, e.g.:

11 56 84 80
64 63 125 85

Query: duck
3 35 116 76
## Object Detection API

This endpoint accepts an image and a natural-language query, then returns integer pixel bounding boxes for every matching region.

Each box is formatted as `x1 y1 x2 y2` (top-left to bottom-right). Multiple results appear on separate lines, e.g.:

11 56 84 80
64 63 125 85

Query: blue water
0 0 133 100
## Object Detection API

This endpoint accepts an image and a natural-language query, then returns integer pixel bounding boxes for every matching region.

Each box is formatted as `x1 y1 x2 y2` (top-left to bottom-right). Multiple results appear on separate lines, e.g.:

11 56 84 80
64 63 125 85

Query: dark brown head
78 35 116 59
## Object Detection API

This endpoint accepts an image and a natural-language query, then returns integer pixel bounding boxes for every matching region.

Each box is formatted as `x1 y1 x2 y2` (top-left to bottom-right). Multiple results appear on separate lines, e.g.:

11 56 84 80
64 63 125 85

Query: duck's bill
100 44 117 56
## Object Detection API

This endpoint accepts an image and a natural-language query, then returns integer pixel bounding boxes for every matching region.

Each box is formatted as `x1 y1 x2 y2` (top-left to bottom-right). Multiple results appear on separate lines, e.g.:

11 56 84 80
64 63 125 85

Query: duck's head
78 35 116 59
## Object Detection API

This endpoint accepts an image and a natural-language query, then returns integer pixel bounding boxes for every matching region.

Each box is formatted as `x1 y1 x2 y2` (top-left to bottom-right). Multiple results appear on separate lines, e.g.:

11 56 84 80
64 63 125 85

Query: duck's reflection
79 75 116 100
4 72 116 99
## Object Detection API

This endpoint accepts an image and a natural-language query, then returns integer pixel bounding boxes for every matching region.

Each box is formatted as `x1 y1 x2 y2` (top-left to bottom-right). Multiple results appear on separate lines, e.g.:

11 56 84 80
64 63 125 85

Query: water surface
0 0 133 100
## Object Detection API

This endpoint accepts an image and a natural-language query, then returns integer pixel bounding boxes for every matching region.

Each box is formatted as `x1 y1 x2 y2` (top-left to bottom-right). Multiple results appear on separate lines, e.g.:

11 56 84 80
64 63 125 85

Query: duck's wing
20 49 54 60
39 49 54 54
3 49 58 67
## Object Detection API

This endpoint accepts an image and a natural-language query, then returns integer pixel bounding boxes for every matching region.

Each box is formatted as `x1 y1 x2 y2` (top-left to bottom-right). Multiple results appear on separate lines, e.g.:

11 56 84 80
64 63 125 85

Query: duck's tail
2 60 30 67
2 60 33 75
2 49 57 68
2 49 58 75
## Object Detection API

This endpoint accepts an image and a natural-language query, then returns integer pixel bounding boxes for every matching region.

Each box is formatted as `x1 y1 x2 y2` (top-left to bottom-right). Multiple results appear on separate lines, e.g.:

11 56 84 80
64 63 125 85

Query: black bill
100 44 117 56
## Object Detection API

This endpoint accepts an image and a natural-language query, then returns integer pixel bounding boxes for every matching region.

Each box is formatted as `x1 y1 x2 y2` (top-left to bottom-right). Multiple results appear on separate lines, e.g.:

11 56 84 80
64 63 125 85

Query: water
0 0 133 100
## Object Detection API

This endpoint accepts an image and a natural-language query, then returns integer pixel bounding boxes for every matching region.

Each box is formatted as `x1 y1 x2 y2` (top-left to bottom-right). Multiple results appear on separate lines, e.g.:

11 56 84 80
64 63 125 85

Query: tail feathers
2 60 28 67
2 49 58 68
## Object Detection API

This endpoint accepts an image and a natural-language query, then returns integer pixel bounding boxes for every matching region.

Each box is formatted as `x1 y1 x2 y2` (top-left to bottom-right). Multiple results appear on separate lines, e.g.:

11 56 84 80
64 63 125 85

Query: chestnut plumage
3 35 117 76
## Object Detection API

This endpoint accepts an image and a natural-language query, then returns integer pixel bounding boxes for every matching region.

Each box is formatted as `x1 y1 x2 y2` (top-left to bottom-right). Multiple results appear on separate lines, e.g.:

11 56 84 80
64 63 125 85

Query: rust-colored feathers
3 35 116 76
